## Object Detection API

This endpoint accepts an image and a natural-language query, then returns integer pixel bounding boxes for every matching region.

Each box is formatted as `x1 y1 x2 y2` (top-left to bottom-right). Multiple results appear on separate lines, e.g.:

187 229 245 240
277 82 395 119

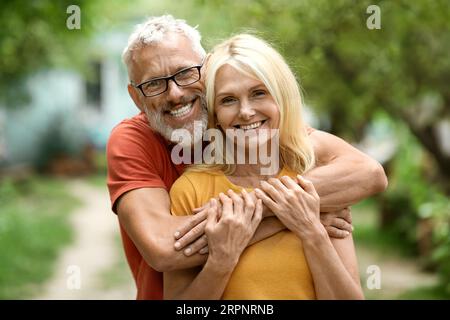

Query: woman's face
214 64 280 149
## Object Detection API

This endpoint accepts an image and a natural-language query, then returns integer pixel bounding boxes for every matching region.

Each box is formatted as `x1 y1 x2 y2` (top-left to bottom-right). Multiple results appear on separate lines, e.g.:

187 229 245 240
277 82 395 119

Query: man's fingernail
174 231 180 238
184 248 192 255
174 241 181 249
346 231 350 236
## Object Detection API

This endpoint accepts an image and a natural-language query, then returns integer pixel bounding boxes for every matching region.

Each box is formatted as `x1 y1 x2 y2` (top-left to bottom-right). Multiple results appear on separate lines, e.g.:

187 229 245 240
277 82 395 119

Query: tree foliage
0 0 98 106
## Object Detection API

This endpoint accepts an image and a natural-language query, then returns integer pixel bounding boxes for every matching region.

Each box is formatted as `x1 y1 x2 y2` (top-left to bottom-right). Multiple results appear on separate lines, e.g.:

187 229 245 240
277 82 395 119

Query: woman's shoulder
180 168 224 183
170 169 222 194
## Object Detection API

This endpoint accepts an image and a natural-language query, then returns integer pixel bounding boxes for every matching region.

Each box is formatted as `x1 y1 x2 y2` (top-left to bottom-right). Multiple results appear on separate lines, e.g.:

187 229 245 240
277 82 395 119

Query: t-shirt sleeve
106 123 166 213
169 175 198 217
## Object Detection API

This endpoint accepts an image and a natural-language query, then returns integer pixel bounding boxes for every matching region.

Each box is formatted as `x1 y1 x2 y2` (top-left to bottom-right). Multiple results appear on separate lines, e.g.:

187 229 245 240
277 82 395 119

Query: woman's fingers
260 180 283 203
297 175 318 197
254 188 278 213
241 189 256 219
219 192 233 218
280 175 302 192
227 189 243 216
252 199 263 225
205 200 219 232
267 178 290 194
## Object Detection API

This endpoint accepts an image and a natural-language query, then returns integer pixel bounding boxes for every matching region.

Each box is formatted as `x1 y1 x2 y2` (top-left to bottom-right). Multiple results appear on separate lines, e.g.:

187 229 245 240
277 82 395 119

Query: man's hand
174 203 210 256
320 207 353 238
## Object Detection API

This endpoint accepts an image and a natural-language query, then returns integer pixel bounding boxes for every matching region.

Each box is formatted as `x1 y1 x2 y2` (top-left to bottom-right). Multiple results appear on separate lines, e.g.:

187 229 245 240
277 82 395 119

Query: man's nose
239 101 256 120
166 79 184 103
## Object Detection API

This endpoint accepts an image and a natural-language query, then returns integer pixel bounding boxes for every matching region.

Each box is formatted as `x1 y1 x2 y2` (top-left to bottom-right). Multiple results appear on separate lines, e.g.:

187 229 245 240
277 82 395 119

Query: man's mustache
160 94 205 113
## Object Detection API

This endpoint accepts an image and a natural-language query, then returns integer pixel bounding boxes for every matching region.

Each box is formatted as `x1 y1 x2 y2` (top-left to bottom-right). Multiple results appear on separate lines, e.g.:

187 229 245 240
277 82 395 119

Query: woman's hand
205 190 263 272
255 175 324 240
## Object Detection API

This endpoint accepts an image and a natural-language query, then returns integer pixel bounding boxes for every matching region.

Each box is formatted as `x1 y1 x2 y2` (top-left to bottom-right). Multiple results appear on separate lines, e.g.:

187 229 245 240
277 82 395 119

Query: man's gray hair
122 15 206 77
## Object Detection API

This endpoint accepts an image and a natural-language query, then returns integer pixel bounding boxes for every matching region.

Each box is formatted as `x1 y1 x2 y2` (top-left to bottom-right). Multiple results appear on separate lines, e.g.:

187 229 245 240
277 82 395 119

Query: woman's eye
221 97 235 104
253 90 266 97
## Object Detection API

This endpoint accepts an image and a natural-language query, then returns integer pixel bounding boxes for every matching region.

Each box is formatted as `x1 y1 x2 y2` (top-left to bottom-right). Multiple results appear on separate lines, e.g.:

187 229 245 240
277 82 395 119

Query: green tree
0 0 98 106
194 0 450 189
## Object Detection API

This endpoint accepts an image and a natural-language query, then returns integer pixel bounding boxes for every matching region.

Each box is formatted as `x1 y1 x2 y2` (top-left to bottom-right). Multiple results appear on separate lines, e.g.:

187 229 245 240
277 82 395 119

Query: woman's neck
227 163 281 189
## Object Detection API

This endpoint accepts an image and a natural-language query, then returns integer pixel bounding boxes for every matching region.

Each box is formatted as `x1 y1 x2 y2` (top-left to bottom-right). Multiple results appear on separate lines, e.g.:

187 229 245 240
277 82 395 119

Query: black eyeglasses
132 64 203 97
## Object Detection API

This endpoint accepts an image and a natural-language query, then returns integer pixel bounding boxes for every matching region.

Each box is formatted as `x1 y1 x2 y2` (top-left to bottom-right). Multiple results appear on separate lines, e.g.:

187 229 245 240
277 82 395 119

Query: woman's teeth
169 103 193 118
239 121 263 130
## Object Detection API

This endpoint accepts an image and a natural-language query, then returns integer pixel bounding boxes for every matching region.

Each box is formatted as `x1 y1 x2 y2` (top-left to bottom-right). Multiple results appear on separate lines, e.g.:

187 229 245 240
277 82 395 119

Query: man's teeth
169 103 193 118
239 121 263 130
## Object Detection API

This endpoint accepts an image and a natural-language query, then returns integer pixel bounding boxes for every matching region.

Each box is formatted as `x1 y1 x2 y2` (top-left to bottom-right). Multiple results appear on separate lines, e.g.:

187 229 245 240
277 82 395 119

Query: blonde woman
164 34 364 300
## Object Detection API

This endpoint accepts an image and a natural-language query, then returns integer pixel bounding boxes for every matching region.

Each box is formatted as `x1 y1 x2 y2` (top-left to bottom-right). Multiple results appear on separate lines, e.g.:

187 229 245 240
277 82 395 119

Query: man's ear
128 84 145 112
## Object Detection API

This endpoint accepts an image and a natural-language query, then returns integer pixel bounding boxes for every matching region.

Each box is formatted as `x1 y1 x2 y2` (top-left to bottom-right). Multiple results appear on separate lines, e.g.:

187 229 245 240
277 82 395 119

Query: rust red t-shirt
106 112 183 300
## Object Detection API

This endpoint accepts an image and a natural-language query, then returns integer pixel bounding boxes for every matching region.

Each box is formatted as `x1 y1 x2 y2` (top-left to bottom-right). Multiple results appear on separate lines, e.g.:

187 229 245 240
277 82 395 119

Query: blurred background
0 0 449 300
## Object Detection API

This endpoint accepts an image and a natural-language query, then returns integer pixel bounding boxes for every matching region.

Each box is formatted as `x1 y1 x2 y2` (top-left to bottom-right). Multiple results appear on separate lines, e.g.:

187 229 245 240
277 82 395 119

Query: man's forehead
130 34 202 82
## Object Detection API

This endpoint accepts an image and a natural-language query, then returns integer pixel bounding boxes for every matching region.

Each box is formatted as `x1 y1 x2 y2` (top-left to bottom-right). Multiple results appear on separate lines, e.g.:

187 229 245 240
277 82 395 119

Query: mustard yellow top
169 167 316 300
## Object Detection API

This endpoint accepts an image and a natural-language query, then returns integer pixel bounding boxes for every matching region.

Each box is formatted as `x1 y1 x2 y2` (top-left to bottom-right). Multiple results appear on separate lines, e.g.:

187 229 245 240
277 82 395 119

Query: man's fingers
174 208 208 240
323 217 353 233
342 207 352 224
175 219 207 250
325 226 350 239
192 200 211 214
199 245 209 255
183 234 208 256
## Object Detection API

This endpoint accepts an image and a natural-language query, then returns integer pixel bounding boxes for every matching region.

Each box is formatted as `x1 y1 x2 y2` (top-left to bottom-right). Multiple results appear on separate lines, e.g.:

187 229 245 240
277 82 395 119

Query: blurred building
0 31 138 169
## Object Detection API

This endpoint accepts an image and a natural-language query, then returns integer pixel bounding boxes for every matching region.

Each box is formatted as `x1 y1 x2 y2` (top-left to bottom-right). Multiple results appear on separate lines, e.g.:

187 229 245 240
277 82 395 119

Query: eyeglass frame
131 63 203 98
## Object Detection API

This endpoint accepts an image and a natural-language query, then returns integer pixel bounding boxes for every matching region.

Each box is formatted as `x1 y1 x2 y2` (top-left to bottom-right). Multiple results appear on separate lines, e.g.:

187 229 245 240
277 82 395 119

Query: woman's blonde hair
190 33 314 175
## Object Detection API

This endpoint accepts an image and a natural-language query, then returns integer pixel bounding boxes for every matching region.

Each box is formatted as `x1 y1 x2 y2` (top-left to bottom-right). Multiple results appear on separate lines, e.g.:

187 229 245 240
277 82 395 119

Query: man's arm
117 187 286 270
306 130 388 212
117 187 208 272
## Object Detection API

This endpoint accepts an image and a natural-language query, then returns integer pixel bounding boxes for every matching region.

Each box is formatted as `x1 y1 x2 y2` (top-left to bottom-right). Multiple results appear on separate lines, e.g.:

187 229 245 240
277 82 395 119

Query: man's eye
144 80 163 89
177 69 191 78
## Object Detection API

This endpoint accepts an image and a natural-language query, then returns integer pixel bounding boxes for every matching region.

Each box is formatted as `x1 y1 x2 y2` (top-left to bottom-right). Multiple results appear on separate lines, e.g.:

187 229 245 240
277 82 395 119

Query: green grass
397 284 450 300
0 176 80 299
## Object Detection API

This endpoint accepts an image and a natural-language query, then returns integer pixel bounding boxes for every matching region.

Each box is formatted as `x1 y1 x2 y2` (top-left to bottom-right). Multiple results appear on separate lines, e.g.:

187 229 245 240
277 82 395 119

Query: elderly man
106 15 387 300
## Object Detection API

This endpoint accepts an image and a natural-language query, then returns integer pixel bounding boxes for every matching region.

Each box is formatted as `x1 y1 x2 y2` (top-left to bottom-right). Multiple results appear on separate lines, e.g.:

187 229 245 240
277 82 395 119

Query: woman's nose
239 101 256 120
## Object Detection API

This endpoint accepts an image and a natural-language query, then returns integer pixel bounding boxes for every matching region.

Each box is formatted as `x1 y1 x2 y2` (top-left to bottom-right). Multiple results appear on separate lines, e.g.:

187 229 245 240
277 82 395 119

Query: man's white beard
144 97 208 146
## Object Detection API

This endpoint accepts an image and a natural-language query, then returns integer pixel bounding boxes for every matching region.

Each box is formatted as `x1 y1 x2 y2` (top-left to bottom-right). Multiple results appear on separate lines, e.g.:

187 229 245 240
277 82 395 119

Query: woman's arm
256 175 364 300
298 223 363 299
165 192 263 299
